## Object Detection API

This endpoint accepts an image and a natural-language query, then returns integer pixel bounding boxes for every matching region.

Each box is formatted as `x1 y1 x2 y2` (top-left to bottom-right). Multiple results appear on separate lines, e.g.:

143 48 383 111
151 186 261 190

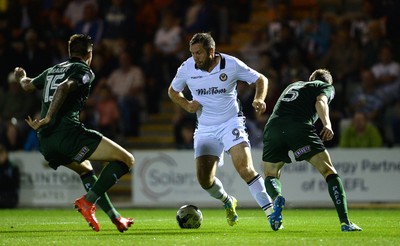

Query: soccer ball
176 204 203 229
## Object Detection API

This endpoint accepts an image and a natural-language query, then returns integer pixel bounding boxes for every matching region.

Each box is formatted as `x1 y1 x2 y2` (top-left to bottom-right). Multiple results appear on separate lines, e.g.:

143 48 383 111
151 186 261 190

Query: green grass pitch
1 208 399 245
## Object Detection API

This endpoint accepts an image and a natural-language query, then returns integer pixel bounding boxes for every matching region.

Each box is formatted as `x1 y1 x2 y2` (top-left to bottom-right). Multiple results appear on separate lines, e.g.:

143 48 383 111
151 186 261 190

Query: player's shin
85 161 130 203
264 176 282 200
80 171 121 219
326 173 349 224
204 177 231 205
248 174 273 216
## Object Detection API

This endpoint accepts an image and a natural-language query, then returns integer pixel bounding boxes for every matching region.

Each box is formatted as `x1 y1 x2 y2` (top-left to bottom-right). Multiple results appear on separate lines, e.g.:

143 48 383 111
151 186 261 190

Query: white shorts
193 116 250 166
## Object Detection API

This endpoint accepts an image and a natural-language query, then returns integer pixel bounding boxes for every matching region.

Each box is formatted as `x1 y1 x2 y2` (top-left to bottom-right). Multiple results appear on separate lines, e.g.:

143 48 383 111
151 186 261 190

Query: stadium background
0 0 399 208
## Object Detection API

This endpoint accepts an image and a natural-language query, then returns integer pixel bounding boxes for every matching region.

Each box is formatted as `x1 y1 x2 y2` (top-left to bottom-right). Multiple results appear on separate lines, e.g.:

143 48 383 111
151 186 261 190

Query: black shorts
262 121 325 163
38 125 102 170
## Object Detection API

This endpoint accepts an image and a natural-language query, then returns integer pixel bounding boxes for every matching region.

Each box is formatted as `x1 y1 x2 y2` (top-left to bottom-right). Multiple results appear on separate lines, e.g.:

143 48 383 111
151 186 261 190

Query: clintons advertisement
9 151 85 207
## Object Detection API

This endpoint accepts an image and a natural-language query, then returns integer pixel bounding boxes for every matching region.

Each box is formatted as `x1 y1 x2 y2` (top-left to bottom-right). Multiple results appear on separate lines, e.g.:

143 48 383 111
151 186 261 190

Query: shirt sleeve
171 62 188 92
69 64 94 87
32 68 50 89
234 57 260 84
319 84 335 104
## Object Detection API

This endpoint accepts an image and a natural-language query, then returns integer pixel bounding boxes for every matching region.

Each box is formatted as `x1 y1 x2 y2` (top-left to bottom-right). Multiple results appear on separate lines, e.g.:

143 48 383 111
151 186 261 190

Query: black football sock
264 176 282 200
85 161 129 204
326 174 349 224
80 171 120 220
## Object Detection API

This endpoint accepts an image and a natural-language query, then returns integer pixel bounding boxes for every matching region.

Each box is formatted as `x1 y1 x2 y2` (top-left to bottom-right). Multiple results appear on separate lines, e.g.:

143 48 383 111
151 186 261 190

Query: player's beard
197 56 212 71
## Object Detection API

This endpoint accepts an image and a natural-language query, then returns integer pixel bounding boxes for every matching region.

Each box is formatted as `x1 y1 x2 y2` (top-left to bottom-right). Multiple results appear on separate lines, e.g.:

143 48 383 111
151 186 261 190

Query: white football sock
248 174 273 217
205 177 231 205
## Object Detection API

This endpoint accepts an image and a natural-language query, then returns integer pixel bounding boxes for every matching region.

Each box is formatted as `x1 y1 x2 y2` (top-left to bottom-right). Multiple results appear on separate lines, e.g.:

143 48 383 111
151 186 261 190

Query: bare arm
14 67 36 92
315 94 333 141
252 74 268 115
168 85 201 113
25 79 78 130
46 79 77 120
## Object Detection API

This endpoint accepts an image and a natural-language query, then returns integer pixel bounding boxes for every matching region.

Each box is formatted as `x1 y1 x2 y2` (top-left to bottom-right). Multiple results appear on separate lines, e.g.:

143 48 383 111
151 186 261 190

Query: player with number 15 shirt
33 58 95 136
15 34 135 232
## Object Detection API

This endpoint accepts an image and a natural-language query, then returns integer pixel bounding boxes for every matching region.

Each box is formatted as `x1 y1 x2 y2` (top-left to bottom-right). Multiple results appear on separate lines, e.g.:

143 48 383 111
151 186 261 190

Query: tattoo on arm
45 80 76 120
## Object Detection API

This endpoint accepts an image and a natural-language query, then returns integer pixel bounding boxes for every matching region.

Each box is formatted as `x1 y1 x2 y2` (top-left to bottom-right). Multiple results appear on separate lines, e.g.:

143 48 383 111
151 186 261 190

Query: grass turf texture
1 208 399 245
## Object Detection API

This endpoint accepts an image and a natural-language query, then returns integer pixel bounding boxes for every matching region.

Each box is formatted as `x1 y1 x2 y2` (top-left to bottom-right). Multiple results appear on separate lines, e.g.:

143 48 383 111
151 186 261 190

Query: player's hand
14 67 26 83
186 100 202 113
319 126 334 142
25 115 51 131
252 100 266 115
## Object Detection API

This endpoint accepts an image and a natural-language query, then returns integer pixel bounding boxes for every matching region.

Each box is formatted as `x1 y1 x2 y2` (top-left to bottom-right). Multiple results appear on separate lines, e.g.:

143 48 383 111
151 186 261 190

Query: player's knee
199 180 213 189
76 168 93 176
79 169 95 179
322 169 337 179
80 160 92 168
263 164 279 177
124 153 135 170
264 169 276 177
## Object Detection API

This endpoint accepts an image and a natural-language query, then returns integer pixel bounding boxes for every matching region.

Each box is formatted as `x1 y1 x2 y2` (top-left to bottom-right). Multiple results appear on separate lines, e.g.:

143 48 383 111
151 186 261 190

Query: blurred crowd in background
0 0 399 151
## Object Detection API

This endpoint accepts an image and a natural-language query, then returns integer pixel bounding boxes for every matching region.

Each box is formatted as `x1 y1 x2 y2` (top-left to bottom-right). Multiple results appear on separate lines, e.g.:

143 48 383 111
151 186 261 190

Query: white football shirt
171 53 260 125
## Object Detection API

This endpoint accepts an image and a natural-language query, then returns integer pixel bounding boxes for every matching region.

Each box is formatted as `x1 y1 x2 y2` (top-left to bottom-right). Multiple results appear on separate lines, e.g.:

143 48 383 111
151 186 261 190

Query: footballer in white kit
168 32 273 228
171 52 260 161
